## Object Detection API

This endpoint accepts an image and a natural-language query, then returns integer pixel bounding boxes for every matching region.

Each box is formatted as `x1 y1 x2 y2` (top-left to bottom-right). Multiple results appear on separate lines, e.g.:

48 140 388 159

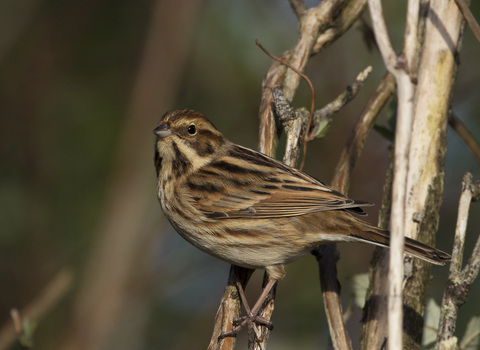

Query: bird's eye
187 124 196 135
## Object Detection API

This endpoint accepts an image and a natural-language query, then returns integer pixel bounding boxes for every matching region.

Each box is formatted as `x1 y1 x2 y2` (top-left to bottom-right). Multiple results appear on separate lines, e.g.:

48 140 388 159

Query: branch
402 0 420 73
208 267 254 350
255 39 315 171
309 66 372 140
258 56 288 158
0 269 73 350
313 73 393 350
289 0 307 18
332 72 395 195
449 113 480 163
454 0 480 45
367 0 398 71
313 0 368 54
403 0 466 346
360 146 394 350
258 0 349 157
368 1 421 348
282 0 348 101
272 87 308 168
312 246 352 350
436 173 480 350
451 175 478 275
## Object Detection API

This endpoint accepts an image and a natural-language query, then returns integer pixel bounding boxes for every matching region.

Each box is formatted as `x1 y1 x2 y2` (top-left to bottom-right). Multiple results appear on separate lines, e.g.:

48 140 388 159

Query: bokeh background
1 1 479 349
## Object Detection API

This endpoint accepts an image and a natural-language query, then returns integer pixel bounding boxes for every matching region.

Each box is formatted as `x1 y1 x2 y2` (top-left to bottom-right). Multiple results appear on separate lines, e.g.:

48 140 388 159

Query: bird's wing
182 145 373 219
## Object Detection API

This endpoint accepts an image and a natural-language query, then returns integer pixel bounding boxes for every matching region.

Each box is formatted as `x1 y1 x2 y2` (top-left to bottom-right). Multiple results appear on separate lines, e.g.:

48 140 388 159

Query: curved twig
255 39 315 171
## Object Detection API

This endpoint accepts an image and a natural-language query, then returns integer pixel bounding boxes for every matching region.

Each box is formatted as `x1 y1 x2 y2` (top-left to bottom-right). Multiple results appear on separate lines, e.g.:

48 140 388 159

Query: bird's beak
153 123 172 138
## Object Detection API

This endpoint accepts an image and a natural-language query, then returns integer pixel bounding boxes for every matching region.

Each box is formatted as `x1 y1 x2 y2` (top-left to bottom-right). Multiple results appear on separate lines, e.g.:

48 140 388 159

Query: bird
153 108 451 337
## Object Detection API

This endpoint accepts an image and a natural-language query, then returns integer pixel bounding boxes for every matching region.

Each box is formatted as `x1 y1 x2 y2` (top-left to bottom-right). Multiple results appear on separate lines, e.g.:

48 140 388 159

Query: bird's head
154 109 226 177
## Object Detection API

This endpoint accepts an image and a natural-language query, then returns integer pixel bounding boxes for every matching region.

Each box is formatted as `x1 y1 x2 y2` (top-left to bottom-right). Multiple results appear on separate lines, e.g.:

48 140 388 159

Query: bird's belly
172 216 319 269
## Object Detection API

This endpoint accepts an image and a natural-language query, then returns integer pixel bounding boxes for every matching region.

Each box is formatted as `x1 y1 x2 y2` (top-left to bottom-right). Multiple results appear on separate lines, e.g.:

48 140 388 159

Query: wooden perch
208 267 254 350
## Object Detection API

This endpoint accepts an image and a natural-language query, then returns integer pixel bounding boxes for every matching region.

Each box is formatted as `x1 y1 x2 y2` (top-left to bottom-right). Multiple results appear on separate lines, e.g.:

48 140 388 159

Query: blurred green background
1 1 479 349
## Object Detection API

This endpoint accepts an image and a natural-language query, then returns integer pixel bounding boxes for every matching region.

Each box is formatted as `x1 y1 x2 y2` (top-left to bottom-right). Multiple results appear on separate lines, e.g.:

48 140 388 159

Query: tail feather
348 227 452 266
403 236 452 265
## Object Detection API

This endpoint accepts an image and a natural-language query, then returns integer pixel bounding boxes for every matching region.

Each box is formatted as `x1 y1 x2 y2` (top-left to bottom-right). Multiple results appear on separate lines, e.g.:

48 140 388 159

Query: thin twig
255 39 315 171
0 269 73 350
332 72 395 195
449 113 480 162
454 0 480 45
255 40 315 124
9 309 33 349
436 173 480 349
368 0 398 71
310 66 373 140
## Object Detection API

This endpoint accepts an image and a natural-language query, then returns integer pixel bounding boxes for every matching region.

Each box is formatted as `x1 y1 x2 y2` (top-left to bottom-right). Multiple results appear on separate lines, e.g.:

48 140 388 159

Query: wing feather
182 145 373 219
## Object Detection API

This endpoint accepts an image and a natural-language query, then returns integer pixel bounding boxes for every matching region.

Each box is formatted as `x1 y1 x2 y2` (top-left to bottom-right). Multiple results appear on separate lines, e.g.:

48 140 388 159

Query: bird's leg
232 280 274 327
244 278 276 324
218 278 276 339
235 280 251 314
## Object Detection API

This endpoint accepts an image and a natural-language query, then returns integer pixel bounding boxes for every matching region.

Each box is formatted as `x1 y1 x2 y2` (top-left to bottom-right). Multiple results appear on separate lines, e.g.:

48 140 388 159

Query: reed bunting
154 109 451 336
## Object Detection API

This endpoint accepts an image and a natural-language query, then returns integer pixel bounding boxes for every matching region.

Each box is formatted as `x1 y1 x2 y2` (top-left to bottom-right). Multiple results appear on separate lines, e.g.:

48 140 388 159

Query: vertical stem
403 0 466 347
436 173 479 350
402 0 420 68
389 73 414 350
367 1 420 347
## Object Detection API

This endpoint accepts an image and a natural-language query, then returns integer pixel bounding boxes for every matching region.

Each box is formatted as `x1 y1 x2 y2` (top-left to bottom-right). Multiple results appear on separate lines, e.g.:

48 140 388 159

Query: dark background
1 1 479 349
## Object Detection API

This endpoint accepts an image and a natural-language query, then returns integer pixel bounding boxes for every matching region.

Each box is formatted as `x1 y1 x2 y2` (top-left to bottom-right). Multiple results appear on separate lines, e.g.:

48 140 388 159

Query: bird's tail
349 223 451 266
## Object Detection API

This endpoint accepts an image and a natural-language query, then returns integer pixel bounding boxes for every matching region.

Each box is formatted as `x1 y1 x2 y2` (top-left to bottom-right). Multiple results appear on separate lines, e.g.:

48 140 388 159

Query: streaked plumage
153 109 451 334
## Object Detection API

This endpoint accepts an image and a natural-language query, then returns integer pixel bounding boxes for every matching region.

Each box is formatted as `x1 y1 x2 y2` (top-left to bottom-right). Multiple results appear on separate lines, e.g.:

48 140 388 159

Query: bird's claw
233 315 273 328
218 314 273 340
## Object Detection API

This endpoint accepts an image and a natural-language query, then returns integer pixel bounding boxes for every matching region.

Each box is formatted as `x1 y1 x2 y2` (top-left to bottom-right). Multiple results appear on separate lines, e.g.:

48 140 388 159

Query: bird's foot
233 314 273 329
218 313 273 340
